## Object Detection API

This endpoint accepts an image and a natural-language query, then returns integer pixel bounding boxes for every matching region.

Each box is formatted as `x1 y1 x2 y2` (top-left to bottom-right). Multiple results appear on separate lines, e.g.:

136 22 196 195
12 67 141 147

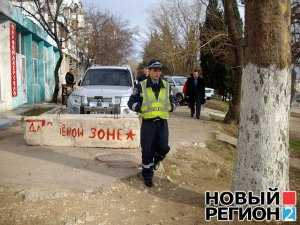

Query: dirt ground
0 106 299 225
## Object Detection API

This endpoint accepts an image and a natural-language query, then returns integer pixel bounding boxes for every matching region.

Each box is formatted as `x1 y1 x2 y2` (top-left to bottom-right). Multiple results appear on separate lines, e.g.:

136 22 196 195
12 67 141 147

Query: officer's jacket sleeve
127 83 143 112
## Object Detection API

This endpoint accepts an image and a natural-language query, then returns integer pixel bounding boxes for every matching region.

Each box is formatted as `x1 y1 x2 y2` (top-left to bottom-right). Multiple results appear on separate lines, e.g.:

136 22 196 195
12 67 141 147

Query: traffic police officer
128 59 174 187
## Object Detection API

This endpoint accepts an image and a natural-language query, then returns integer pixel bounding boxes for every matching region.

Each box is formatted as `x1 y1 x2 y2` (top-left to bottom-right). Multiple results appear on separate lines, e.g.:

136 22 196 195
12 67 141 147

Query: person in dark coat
137 67 149 83
185 68 206 119
65 71 75 85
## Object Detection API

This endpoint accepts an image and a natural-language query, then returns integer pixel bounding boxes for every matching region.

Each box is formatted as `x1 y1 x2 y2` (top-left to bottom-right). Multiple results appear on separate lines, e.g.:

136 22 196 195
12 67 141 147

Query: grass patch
290 139 300 153
205 99 229 113
21 107 53 116
222 123 238 138
206 139 235 161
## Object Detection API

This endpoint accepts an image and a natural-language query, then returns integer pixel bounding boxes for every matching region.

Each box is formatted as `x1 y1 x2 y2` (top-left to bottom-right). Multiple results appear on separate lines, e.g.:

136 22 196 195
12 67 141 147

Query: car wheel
176 94 184 105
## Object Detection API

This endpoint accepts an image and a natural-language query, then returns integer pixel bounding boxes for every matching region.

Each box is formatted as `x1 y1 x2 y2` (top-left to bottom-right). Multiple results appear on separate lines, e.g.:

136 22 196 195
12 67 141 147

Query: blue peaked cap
148 59 162 69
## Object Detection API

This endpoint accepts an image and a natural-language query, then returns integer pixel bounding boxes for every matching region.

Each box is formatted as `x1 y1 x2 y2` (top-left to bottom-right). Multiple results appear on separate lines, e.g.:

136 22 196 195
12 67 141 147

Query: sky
82 0 163 60
82 0 245 62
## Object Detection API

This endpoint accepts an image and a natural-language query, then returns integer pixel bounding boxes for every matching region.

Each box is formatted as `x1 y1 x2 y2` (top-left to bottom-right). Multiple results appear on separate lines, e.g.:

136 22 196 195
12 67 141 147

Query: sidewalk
0 103 60 129
291 105 300 120
0 116 17 129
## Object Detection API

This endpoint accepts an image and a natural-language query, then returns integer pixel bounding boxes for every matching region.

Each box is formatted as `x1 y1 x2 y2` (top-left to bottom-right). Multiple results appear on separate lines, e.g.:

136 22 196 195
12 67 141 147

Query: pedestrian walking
128 59 174 187
185 68 206 119
137 66 149 83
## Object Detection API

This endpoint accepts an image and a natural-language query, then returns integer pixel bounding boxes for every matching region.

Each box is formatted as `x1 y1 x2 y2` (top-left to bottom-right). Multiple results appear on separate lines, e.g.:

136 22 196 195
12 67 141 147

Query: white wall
0 20 12 112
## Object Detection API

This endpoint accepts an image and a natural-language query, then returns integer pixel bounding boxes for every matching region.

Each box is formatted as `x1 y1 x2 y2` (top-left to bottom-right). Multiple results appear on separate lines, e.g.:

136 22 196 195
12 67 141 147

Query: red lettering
117 129 122 140
71 128 77 137
60 124 66 136
97 129 105 139
29 122 36 132
89 128 96 138
107 128 116 140
36 125 41 132
66 127 72 136
60 125 84 138
78 128 84 137
26 119 45 127
126 129 136 141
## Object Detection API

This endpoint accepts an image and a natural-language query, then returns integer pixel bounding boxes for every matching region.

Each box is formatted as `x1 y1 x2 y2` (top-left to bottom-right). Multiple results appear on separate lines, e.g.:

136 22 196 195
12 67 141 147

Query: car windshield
173 77 187 86
81 69 132 86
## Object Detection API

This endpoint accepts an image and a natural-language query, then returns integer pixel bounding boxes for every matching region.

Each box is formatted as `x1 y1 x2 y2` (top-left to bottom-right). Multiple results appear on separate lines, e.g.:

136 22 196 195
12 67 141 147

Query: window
16 32 22 54
173 77 187 86
32 58 38 85
82 69 132 86
32 42 38 58
44 48 50 86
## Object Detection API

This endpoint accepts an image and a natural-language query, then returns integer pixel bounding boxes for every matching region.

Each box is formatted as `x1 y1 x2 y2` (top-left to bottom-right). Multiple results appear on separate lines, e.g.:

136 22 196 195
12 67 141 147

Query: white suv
164 75 187 103
205 88 215 100
67 65 135 115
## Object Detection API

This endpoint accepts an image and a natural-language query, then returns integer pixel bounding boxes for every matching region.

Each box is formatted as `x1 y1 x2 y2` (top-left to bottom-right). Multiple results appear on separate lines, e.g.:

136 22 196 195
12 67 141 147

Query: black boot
142 167 154 187
144 179 153 187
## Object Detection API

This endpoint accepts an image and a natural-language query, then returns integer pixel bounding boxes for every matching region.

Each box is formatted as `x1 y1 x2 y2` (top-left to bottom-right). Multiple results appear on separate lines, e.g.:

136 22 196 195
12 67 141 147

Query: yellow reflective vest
140 79 171 119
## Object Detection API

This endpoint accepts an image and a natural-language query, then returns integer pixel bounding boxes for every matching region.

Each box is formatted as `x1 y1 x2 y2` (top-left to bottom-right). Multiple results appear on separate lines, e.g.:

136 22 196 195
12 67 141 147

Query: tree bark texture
223 0 243 124
52 50 63 103
233 0 291 193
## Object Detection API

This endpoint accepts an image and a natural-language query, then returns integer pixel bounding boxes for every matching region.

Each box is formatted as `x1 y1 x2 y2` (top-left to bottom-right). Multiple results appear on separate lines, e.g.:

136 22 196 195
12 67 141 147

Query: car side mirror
78 80 81 86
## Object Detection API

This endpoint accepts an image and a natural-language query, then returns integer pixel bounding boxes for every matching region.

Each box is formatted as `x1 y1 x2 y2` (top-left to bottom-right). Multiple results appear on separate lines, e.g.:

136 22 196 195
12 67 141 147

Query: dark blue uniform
128 77 174 186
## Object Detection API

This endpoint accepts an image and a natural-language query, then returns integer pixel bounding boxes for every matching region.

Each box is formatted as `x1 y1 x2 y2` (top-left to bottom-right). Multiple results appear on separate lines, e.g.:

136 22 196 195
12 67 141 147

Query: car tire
176 94 184 105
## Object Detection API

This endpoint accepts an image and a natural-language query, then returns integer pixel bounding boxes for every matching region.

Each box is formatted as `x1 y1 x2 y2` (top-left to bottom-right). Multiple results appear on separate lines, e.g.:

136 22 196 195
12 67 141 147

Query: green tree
201 0 231 98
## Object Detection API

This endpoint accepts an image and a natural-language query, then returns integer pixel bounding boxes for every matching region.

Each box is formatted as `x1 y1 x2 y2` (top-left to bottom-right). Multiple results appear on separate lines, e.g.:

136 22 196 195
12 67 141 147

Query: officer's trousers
140 119 170 181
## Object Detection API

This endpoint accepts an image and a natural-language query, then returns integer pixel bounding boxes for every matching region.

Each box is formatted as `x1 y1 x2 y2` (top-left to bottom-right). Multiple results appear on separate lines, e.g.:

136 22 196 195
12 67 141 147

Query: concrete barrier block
24 115 140 149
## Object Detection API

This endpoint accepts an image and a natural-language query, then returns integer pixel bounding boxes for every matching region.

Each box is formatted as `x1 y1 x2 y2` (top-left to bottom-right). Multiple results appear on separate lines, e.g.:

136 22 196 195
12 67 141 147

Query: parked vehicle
164 75 188 104
296 93 300 103
205 88 215 100
67 65 135 115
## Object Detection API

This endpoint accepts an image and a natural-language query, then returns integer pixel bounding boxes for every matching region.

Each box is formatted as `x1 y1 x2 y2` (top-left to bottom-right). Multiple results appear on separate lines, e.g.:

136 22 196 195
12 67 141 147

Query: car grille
87 97 112 106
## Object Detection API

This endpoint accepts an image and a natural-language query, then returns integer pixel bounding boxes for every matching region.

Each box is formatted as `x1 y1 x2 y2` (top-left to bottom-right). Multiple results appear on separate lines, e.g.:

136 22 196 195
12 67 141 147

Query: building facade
59 0 86 85
0 0 59 112
11 0 87 95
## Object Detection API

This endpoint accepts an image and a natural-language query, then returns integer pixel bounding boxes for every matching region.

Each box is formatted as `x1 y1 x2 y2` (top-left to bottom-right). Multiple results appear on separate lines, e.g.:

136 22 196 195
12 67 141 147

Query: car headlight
114 96 122 104
69 95 82 106
121 96 130 106
82 96 88 105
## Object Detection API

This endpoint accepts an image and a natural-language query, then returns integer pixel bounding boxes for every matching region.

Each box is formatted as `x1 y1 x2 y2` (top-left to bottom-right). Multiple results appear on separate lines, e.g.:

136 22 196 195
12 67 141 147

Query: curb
0 117 17 129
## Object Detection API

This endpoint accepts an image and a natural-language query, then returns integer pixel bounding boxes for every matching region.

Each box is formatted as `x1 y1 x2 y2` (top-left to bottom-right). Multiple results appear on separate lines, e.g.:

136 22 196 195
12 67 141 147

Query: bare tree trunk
233 0 291 193
223 0 243 124
52 50 63 103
